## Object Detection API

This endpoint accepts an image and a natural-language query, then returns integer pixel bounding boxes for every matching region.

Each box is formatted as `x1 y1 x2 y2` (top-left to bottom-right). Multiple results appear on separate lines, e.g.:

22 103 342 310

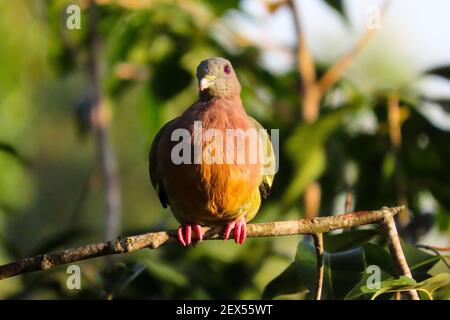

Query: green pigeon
149 57 275 245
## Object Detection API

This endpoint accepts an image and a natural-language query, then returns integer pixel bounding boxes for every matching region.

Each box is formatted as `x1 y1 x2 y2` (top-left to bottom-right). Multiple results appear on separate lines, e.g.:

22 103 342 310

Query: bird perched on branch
149 57 275 246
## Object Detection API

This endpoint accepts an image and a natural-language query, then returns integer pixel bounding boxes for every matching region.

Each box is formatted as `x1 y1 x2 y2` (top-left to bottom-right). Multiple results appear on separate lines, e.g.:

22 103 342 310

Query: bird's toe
224 221 236 241
177 225 192 246
178 224 204 246
193 224 203 242
224 218 247 245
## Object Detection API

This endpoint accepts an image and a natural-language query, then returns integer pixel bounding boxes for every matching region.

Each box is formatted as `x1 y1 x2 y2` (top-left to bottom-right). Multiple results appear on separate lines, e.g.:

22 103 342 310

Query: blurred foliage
265 230 444 300
0 0 449 299
360 273 450 300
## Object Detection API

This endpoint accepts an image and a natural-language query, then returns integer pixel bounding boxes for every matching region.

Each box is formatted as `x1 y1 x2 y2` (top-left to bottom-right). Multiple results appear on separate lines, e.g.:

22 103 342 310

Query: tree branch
345 191 353 214
312 233 324 300
286 1 394 220
286 0 319 123
287 0 322 222
387 91 409 226
0 206 409 282
379 208 419 300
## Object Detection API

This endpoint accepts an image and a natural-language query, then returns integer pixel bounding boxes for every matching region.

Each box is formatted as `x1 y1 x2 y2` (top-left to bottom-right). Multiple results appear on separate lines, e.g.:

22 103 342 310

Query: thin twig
304 181 321 219
416 245 450 270
387 92 402 148
0 206 407 281
345 191 352 214
312 233 324 300
68 166 94 226
387 92 409 225
379 208 419 300
287 0 320 124
427 246 450 252
285 0 322 225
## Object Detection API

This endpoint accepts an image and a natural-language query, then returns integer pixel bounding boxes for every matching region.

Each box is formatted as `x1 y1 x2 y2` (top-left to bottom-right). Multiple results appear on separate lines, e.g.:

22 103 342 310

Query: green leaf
369 276 418 300
262 241 316 299
403 244 441 280
363 243 398 277
425 65 450 80
283 105 359 205
0 152 34 211
263 239 365 299
363 243 440 281
345 243 402 300
323 0 347 20
427 273 450 300
102 263 146 299
324 229 379 253
368 273 450 300
421 97 450 113
435 209 450 231
347 244 444 300
283 147 325 205
144 258 188 287
0 142 30 166
324 247 366 299
345 269 393 300
203 0 240 15
362 275 416 294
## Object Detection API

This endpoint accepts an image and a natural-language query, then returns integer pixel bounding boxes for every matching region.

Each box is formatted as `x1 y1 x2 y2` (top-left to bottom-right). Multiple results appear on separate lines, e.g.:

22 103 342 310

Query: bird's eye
224 65 231 75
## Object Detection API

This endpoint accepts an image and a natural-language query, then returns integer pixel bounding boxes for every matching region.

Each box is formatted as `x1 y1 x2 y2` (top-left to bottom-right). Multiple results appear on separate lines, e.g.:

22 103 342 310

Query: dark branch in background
286 0 318 123
288 0 387 286
416 245 450 269
286 0 395 299
0 206 419 299
68 165 94 227
380 210 419 300
87 2 122 241
287 0 321 221
0 142 32 167
287 0 392 221
345 191 353 214
387 92 409 226
312 233 324 300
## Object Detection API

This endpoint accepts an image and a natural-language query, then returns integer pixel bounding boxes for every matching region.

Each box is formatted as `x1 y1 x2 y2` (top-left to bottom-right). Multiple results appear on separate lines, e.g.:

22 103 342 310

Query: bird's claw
224 217 247 244
177 224 203 246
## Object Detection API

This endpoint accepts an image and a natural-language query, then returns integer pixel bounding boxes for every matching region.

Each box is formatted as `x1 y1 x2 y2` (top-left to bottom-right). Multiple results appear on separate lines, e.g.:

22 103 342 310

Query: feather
149 118 178 208
248 116 276 199
148 58 276 228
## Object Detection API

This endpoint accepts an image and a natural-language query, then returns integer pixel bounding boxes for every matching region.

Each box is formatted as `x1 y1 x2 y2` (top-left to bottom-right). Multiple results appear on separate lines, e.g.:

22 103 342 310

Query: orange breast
159 97 261 225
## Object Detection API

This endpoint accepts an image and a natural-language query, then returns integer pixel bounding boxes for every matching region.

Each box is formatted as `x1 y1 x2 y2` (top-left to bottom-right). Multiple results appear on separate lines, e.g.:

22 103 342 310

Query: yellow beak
199 75 216 91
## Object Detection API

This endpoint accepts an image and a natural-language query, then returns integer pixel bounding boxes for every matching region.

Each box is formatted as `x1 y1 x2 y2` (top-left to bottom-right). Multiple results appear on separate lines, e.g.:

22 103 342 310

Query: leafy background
0 0 449 299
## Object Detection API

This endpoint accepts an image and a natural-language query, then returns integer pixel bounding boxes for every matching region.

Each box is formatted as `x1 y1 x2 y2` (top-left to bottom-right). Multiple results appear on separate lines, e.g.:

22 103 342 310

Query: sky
231 0 450 73
225 0 450 130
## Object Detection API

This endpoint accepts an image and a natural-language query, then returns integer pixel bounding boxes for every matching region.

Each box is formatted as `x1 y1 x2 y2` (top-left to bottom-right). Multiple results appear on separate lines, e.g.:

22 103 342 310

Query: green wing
149 118 178 208
248 116 276 199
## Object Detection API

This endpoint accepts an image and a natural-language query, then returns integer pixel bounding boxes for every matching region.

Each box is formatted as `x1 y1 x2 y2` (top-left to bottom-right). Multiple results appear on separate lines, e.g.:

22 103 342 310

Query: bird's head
196 57 241 99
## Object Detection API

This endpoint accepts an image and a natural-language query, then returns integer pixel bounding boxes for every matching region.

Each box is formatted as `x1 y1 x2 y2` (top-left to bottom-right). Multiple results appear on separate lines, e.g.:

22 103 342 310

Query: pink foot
224 217 247 245
177 224 203 246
